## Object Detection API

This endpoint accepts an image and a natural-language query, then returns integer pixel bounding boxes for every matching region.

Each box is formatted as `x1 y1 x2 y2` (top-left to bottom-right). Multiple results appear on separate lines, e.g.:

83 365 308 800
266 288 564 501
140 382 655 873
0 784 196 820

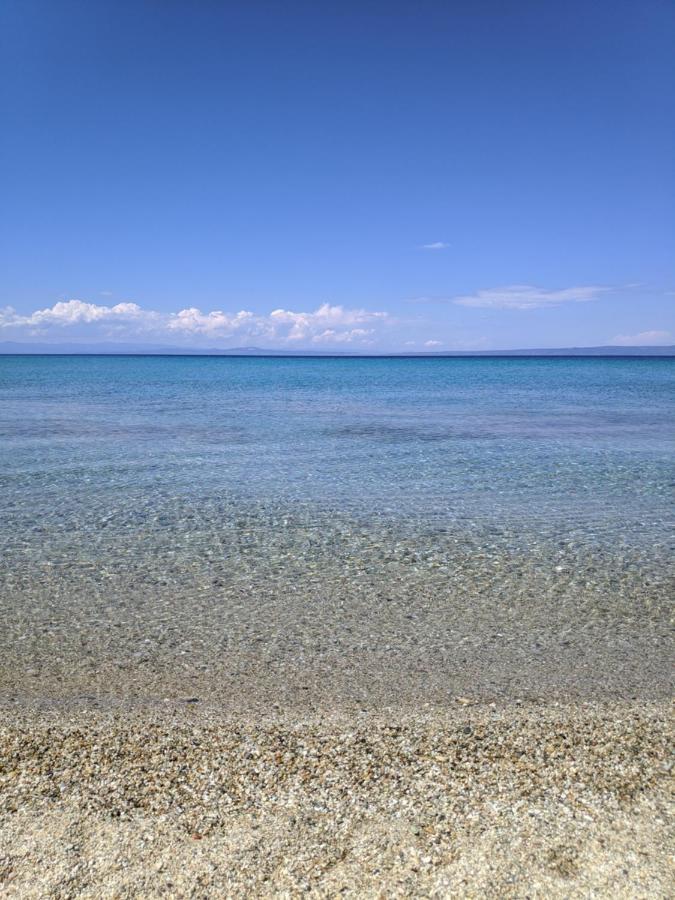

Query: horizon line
1 342 674 359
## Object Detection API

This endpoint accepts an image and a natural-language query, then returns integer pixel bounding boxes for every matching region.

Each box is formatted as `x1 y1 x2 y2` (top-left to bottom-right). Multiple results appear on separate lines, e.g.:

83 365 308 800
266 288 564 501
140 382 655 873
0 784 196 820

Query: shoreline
1 699 672 897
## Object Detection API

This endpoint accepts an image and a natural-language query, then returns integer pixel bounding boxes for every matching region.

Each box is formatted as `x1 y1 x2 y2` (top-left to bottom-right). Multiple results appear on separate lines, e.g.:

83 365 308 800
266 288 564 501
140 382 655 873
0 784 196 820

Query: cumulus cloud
166 308 258 336
0 299 389 347
453 284 608 310
610 329 672 346
269 303 386 342
0 300 149 327
420 241 448 250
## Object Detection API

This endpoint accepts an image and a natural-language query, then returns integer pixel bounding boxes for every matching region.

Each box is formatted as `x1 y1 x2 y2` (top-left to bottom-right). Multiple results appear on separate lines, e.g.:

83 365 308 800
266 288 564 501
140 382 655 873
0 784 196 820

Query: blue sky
1 0 673 350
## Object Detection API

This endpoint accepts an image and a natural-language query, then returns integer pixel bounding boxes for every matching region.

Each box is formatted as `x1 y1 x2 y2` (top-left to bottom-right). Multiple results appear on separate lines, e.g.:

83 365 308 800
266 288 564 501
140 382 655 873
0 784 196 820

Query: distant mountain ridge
1 340 674 356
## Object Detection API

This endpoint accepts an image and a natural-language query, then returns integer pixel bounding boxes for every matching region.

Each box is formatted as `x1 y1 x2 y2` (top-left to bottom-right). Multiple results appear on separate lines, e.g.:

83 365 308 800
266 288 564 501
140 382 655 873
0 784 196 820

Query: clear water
1 356 673 707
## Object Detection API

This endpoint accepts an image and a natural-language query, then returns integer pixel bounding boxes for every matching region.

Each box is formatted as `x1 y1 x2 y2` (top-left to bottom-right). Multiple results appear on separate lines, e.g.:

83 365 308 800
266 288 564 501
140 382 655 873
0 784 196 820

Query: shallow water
1 356 673 708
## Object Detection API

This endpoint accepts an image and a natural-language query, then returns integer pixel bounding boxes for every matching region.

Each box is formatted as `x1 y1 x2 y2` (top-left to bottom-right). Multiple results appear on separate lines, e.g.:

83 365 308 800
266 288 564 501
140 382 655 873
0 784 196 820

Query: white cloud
610 329 672 346
269 303 386 342
453 284 608 310
311 327 375 344
0 299 389 347
166 308 258 336
0 299 148 327
420 241 448 250
424 340 443 347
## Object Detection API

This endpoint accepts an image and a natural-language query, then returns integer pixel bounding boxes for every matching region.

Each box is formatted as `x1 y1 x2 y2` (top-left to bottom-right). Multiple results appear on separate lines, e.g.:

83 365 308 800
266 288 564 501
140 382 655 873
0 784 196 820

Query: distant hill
0 340 674 357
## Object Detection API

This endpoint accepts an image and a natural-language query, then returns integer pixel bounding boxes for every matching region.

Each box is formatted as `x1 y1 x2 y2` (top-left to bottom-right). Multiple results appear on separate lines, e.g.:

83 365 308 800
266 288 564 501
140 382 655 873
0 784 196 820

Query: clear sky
1 0 673 350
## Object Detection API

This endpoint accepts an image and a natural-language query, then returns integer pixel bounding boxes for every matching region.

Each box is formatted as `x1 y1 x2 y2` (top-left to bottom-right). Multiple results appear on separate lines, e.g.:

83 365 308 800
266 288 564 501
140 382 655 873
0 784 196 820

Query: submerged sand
0 700 672 898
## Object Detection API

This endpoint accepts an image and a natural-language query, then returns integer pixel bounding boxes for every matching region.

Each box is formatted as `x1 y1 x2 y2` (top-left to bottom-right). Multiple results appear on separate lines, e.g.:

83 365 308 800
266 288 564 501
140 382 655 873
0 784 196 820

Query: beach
1 701 672 898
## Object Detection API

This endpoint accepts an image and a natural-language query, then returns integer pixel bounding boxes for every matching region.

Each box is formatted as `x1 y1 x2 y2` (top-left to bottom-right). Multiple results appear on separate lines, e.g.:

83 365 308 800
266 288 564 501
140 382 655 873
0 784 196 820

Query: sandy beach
0 700 672 897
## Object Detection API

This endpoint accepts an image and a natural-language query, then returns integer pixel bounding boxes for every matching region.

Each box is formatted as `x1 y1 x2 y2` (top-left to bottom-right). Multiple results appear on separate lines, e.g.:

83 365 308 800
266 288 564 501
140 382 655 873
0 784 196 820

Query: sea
1 355 673 709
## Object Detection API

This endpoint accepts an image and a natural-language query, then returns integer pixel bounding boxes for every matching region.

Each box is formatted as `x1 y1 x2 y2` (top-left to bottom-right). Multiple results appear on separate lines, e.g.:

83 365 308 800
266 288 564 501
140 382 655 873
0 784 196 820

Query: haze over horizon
1 338 675 356
2 1 674 351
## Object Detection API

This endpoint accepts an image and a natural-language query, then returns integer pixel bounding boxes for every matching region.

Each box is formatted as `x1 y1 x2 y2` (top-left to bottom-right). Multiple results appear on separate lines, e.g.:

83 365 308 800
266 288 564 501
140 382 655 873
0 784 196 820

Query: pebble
0 701 671 897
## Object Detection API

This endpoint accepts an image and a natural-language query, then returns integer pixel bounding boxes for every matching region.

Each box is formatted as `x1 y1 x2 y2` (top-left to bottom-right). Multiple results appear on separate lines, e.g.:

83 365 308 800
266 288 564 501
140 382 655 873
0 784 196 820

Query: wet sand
1 700 672 897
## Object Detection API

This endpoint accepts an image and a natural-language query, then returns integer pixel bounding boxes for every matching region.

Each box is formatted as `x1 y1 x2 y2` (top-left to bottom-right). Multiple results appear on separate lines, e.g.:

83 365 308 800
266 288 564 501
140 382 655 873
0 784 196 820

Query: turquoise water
2 355 673 518
1 356 673 706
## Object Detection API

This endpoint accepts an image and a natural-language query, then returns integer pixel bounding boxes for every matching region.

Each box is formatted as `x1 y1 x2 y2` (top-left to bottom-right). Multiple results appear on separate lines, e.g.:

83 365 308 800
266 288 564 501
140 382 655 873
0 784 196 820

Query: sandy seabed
0 700 672 898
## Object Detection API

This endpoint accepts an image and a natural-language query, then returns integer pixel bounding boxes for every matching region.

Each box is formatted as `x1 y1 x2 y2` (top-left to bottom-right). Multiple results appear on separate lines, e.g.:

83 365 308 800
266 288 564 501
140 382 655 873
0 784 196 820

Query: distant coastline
1 341 674 357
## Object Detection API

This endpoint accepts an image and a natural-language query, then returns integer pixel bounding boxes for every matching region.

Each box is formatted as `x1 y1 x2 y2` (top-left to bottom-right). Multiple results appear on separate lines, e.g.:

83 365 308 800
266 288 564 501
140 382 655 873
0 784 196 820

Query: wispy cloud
453 284 609 310
610 329 672 346
420 241 449 250
0 299 390 347
424 340 443 347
